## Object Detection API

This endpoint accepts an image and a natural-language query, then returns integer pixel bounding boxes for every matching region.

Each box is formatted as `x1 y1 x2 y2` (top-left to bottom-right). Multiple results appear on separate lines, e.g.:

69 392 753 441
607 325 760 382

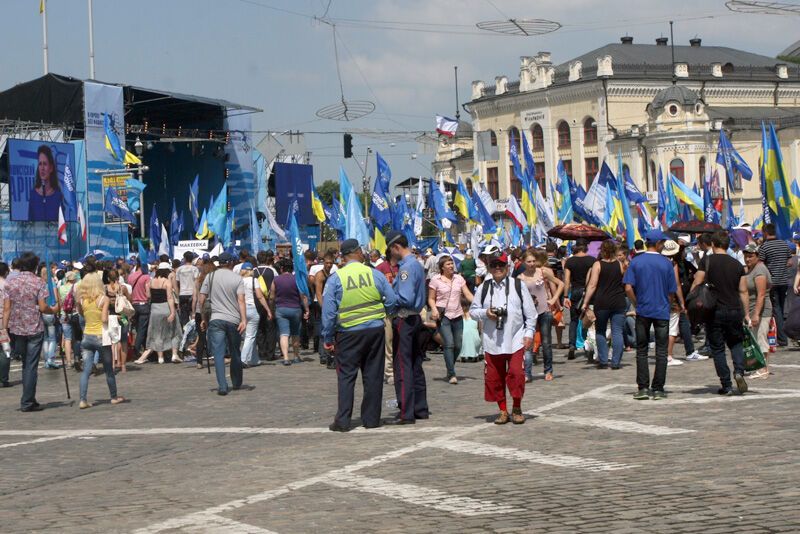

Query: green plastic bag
743 325 766 372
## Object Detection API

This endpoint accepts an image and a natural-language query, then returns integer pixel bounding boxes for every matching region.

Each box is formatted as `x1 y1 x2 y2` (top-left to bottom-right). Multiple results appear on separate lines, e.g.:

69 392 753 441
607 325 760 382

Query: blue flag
557 159 573 224
470 189 496 234
149 205 161 252
703 175 720 224
431 186 457 230
716 129 753 192
250 203 260 254
44 248 56 307
169 198 182 245
125 178 146 213
393 193 409 231
59 154 78 222
345 185 371 246
137 240 150 274
370 153 393 229
207 184 228 238
104 187 137 224
289 212 311 298
189 174 200 231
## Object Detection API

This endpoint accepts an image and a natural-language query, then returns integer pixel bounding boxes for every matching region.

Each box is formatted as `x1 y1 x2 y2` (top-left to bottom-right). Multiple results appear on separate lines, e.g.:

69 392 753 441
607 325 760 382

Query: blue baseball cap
645 230 667 244
240 262 253 270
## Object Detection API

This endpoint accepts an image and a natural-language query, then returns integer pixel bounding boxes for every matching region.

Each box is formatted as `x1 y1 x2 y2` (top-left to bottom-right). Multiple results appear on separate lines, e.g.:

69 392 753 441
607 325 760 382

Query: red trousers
484 348 525 403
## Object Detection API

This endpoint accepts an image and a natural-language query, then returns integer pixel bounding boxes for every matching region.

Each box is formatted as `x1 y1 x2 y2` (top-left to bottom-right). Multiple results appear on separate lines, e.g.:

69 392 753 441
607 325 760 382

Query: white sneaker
667 358 683 366
685 351 709 361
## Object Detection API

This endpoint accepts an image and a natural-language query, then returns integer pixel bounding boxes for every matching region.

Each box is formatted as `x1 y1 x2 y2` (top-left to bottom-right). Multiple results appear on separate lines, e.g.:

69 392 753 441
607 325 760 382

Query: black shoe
1 381 11 388
652 390 667 400
385 417 415 425
415 413 430 420
611 365 621 370
319 358 328 366
567 348 576 360
217 390 228 396
422 355 431 362
326 360 336 369
20 404 44 412
596 363 609 369
633 389 650 400
734 373 748 394
329 422 350 432
717 388 734 396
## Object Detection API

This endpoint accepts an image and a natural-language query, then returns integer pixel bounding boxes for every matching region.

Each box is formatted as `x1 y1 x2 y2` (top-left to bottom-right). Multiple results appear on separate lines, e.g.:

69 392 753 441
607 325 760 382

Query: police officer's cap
340 239 361 255
384 230 404 248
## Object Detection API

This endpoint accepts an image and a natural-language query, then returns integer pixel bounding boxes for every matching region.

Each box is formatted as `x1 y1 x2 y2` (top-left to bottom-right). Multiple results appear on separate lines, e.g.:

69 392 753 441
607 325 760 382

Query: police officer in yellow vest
322 239 397 432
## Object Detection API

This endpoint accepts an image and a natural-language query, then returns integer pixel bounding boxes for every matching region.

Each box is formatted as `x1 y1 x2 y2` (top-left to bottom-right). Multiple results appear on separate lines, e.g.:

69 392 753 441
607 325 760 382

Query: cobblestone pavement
1 342 800 533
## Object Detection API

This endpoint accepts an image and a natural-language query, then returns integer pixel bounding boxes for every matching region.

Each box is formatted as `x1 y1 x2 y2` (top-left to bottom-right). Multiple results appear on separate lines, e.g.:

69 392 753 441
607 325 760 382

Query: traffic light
343 133 353 159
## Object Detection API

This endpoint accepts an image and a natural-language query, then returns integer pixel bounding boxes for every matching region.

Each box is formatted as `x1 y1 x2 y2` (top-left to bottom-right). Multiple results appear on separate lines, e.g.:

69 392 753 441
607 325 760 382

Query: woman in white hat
135 262 182 364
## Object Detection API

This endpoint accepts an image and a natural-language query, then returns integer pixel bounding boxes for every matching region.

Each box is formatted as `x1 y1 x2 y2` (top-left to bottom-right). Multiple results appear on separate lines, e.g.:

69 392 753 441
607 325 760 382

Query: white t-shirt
176 264 199 296
309 264 338 277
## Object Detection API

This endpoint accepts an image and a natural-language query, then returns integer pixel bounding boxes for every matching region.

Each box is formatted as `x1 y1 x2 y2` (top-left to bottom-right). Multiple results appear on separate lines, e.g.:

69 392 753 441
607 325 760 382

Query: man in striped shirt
759 224 791 347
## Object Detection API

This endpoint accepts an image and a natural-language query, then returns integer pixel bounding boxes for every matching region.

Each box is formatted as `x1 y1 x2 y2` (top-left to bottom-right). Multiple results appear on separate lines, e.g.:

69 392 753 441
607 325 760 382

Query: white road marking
133 385 619 534
430 439 636 472
0 426 472 438
181 513 279 533
592 391 800 404
768 364 800 369
0 435 71 449
525 383 618 415
323 472 522 516
542 414 695 435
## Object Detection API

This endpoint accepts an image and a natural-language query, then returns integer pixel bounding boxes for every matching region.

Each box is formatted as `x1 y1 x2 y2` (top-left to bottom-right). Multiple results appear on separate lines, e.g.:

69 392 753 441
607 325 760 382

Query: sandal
79 400 92 409
749 369 769 379
494 411 509 425
110 397 126 405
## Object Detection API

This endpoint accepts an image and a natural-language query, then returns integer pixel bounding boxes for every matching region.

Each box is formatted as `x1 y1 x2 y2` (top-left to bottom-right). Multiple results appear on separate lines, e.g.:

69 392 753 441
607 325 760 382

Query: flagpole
87 0 96 79
41 0 49 74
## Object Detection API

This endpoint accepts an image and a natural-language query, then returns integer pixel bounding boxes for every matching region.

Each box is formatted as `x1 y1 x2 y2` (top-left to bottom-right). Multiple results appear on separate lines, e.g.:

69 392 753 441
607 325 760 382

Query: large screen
7 139 77 222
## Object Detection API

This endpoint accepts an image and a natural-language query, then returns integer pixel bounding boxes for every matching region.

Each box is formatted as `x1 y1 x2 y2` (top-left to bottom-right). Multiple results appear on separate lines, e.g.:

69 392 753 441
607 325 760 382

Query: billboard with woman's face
7 139 76 222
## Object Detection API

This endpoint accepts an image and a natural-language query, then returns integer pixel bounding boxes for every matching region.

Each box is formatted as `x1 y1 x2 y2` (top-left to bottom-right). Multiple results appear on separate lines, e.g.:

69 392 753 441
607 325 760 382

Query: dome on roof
649 85 702 111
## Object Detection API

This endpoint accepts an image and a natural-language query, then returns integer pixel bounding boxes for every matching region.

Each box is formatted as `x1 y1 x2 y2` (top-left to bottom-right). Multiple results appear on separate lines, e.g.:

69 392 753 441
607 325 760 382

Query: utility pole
41 0 49 74
88 0 96 78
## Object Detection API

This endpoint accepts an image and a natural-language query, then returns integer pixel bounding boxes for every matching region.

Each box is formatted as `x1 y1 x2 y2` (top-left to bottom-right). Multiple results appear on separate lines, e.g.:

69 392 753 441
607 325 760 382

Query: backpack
63 287 75 314
480 278 527 324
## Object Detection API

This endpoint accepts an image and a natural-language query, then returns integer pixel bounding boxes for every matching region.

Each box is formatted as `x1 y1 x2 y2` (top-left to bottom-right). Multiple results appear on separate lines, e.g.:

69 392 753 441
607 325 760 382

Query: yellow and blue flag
103 113 141 165
761 122 797 239
310 182 326 224
454 175 476 221
670 174 704 220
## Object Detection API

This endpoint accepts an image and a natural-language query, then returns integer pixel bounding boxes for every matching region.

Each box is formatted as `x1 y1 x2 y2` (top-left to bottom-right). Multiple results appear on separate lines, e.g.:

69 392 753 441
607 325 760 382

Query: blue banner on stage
274 162 315 226
7 139 77 222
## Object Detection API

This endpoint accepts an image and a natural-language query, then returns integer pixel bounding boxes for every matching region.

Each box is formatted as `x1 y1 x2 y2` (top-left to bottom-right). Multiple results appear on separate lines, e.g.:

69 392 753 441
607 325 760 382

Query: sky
1 0 799 196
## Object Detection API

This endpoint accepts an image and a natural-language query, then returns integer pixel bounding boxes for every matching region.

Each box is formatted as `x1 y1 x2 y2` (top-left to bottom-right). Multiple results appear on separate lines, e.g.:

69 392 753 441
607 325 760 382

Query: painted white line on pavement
592 391 800 404
542 414 695 435
524 383 619 416
0 426 473 438
430 439 636 472
181 513 279 533
0 435 71 449
134 385 614 534
768 364 800 369
323 472 522 516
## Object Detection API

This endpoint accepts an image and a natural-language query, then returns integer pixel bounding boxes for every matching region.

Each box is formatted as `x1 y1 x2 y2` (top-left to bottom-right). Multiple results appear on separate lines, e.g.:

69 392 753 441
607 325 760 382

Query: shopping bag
743 325 766 372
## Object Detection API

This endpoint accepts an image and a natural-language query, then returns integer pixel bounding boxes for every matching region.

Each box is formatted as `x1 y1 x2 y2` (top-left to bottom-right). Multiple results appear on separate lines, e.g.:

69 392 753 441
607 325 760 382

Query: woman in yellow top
77 272 125 409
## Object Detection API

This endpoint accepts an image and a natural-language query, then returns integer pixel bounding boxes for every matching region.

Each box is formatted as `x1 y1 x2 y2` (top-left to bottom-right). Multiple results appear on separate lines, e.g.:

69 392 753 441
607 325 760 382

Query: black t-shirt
698 254 745 310
565 255 597 290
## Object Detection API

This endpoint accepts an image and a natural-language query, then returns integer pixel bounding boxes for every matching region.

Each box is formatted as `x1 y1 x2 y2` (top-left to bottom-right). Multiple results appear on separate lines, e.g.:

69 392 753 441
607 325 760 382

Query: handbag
115 291 135 319
743 325 766 371
685 256 716 323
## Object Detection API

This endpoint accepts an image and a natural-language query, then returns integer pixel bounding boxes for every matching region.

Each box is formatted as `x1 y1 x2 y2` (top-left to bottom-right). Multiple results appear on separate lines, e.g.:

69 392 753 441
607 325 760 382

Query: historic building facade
463 37 800 223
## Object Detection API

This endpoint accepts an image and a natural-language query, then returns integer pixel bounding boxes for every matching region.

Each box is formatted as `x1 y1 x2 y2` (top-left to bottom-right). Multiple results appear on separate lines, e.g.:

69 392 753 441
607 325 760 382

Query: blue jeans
275 307 301 337
706 308 746 390
15 332 44 410
438 315 463 379
770 285 788 345
79 335 117 401
678 312 695 354
207 319 243 393
525 312 553 377
42 314 57 364
624 316 636 347
595 308 626 366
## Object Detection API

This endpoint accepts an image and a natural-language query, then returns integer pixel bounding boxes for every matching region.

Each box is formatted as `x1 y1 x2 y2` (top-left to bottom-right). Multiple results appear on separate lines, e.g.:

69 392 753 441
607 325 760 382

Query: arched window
649 160 657 191
699 156 706 182
583 117 597 146
489 130 497 147
531 124 544 151
507 126 521 153
722 62 734 74
670 158 685 182
622 164 630 178
557 121 571 149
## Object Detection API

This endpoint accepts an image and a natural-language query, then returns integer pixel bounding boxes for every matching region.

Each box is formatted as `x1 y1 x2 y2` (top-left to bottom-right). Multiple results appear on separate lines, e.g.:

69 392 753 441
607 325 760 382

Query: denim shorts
61 317 73 341
275 307 302 337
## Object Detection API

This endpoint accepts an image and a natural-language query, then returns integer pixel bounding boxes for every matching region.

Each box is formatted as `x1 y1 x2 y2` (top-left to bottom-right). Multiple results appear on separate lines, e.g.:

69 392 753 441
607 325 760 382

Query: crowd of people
1 223 798 427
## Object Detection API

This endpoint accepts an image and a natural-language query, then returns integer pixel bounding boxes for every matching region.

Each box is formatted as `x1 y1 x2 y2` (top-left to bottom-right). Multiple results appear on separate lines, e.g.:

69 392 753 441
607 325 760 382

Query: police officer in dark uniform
322 239 397 432
384 231 429 424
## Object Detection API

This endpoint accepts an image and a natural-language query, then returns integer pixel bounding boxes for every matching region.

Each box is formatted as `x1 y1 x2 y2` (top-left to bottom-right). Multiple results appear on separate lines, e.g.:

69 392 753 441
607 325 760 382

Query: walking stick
60 346 71 400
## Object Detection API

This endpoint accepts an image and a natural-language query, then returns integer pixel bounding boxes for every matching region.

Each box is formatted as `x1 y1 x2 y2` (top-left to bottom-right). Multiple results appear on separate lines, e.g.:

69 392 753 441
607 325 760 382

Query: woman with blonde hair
135 263 182 364
77 272 124 409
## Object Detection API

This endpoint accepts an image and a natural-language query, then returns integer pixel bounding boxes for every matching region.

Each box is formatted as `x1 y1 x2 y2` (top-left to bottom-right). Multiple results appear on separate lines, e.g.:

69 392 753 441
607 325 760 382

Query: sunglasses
489 261 507 269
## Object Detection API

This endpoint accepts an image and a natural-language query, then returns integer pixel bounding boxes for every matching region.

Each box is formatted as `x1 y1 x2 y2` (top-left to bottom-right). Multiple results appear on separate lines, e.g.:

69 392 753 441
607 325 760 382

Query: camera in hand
491 307 508 330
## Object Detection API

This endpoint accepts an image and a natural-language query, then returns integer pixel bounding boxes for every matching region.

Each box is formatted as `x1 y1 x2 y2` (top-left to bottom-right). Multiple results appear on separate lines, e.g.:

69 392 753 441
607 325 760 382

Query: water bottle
385 399 398 409
768 318 777 353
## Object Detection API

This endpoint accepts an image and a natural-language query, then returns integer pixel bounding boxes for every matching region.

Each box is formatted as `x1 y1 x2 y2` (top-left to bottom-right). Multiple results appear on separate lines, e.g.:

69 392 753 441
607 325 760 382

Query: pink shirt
128 270 151 304
429 273 466 319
